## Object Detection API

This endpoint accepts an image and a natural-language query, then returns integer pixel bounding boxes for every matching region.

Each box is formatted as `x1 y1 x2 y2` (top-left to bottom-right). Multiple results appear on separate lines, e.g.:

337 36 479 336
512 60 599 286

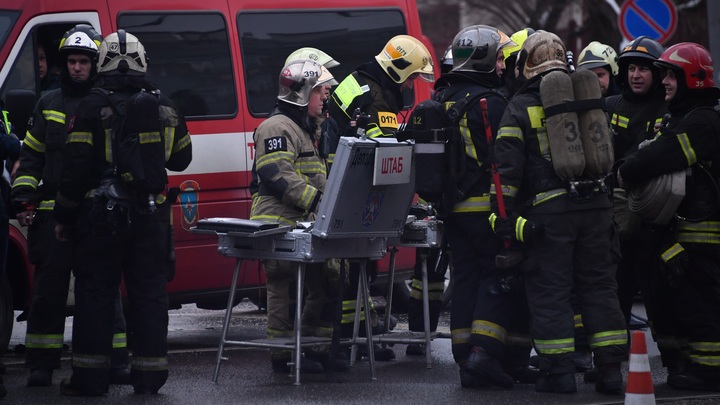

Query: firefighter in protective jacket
11 24 131 388
250 59 336 373
491 31 627 395
434 25 537 389
328 34 434 139
618 42 720 392
53 30 192 396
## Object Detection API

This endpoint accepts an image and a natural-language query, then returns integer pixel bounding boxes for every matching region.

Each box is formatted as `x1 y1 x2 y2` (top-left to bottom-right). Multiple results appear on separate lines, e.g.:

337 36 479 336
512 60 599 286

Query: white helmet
285 47 339 68
315 65 338 87
277 59 322 106
97 30 148 75
59 24 102 59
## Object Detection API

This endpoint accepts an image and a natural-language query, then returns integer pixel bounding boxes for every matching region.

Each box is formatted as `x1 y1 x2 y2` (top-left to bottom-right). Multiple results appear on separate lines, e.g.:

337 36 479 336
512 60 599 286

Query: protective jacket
328 61 404 139
434 71 506 214
250 102 326 225
55 84 192 222
605 86 667 162
12 88 81 212
495 78 612 214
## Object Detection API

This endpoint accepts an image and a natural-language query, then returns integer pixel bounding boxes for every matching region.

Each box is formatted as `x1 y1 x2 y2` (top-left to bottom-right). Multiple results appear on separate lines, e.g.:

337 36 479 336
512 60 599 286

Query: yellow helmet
375 35 434 84
577 41 619 76
502 28 534 63
285 47 339 68
520 30 567 79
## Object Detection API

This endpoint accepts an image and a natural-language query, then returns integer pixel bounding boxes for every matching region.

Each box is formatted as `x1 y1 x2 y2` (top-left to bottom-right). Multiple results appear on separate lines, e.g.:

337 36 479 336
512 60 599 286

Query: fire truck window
1 22 77 102
0 11 19 50
118 12 236 119
238 9 407 117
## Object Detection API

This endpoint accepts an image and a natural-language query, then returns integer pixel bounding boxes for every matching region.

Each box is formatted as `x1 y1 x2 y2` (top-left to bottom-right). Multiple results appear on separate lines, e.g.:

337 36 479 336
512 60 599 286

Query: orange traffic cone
625 330 656 405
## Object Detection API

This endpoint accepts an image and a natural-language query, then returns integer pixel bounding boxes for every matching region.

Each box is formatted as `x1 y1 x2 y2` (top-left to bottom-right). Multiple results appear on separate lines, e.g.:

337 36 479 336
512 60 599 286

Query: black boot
506 366 541 384
535 373 577 394
406 343 425 356
27 368 53 387
464 347 514 389
573 348 593 372
595 363 623 394
271 354 324 374
668 363 720 392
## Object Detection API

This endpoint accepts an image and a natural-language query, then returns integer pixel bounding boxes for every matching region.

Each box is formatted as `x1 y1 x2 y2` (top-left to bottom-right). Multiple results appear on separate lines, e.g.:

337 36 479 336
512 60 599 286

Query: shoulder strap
446 87 505 124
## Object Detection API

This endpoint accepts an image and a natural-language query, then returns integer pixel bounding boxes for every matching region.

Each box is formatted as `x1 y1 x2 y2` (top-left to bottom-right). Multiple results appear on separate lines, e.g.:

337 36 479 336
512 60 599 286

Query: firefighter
11 25 132 388
439 45 453 75
0 102 21 400
328 34 434 139
327 34 434 361
577 41 619 97
595 36 677 384
432 25 536 389
618 42 720 391
249 59 336 373
501 28 535 97
569 40 620 375
53 30 192 395
491 31 627 394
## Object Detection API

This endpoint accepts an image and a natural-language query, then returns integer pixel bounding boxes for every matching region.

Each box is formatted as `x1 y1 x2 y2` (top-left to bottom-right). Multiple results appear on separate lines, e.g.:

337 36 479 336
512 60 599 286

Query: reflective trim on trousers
471 320 507 343
132 356 169 371
589 329 628 348
451 328 471 345
72 353 110 369
26 333 64 349
534 337 574 355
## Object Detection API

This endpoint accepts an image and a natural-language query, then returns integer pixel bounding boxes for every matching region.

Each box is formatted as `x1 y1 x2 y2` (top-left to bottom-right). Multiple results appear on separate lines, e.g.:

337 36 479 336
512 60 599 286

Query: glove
489 213 542 243
489 212 515 241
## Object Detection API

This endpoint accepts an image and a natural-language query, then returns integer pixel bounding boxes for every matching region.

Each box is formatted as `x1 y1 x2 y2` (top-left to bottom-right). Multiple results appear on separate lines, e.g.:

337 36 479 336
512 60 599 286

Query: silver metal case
312 137 416 239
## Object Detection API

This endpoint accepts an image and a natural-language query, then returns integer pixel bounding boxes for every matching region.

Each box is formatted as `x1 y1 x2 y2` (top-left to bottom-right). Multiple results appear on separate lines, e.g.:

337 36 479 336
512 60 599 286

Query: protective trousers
524 208 627 374
665 218 720 372
24 210 129 372
672 243 720 370
407 248 445 333
446 212 531 366
635 222 686 371
339 260 377 339
264 259 331 358
69 202 170 394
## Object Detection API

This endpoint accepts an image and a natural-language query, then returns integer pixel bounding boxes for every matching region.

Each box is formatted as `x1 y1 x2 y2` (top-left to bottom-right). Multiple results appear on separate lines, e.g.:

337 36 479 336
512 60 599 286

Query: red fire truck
0 0 439 349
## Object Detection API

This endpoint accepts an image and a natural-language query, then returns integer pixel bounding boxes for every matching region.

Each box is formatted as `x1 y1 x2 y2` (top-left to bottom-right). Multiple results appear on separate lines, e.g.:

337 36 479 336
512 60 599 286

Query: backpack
95 88 169 196
397 87 499 215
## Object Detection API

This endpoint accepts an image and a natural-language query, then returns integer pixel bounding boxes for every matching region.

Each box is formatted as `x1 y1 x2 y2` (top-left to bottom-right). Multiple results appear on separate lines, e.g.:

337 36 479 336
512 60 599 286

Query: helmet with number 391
277 59 322 107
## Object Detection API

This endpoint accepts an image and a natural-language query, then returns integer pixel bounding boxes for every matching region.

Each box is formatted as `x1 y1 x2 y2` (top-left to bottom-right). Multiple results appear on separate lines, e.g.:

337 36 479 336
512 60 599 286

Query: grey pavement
1 302 719 404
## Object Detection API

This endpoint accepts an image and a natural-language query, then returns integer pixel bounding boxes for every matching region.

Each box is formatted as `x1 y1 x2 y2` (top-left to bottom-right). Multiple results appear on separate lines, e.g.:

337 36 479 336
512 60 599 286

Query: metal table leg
212 258 242 383
419 250 432 368
292 263 305 386
359 260 376 380
383 248 398 335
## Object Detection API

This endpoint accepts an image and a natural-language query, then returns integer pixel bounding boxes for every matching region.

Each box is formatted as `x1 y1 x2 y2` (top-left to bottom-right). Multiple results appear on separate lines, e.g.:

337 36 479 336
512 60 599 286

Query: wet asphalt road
2 301 720 404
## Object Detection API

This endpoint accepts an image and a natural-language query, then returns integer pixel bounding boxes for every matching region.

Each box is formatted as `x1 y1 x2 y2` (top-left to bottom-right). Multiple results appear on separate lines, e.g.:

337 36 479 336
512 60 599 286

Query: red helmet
655 42 715 89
